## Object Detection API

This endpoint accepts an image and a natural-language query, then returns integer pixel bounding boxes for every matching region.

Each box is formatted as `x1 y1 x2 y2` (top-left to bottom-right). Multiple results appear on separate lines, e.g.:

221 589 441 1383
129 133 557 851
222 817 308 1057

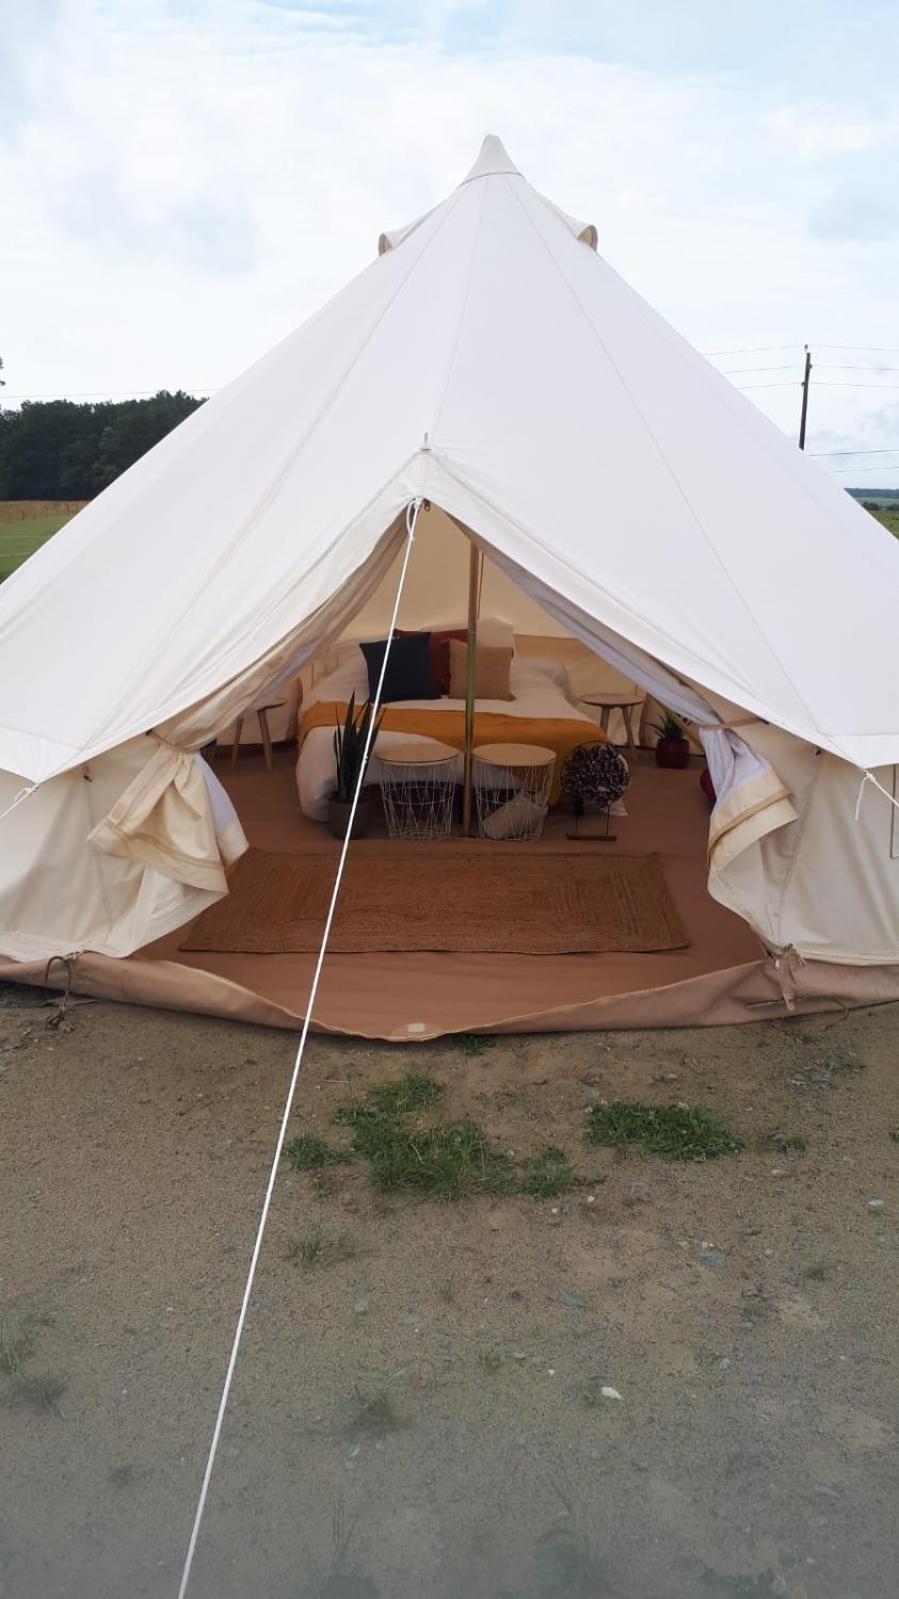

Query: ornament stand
566 801 617 843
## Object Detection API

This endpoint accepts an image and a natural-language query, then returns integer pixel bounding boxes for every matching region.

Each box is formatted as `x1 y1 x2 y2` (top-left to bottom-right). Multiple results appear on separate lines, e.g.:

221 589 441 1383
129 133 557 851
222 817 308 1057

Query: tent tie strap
0 783 38 824
768 944 807 1011
695 717 763 733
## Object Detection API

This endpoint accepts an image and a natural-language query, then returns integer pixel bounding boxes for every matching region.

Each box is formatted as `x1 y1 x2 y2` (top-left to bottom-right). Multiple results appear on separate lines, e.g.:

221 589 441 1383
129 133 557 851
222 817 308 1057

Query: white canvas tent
3 136 899 1028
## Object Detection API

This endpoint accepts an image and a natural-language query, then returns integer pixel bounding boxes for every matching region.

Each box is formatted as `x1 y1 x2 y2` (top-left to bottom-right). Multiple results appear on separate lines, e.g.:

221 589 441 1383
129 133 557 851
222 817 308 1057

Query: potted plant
651 709 691 770
329 693 383 838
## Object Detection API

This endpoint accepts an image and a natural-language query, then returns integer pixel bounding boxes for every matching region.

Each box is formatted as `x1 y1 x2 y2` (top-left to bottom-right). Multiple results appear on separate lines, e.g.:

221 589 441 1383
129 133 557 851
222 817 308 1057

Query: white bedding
295 650 598 821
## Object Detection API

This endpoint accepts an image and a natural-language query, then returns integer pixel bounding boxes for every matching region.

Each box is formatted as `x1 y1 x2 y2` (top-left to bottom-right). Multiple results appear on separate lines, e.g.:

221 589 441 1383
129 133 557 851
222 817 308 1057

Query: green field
0 493 897 586
871 504 899 537
0 502 83 581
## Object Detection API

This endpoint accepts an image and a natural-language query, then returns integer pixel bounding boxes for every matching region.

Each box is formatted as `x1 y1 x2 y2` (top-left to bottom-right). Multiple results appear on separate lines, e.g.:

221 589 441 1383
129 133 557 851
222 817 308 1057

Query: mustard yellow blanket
301 702 607 803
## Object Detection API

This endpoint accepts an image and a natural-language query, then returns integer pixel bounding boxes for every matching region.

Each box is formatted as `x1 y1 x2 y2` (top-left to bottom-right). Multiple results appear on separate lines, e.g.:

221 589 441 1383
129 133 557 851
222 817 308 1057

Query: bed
296 644 608 821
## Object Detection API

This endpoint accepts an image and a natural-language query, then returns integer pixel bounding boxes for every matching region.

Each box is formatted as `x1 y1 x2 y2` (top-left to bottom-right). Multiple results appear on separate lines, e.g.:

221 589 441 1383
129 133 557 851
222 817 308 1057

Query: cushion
360 634 440 704
448 639 514 701
399 627 468 694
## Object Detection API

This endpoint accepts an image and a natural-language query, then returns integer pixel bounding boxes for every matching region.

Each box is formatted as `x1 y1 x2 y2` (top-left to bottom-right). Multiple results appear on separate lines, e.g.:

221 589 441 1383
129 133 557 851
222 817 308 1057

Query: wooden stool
229 701 285 772
579 693 644 751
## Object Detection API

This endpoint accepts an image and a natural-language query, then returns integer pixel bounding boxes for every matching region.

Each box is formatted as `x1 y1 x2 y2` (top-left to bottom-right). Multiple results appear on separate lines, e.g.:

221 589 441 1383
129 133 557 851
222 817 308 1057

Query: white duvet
295 650 598 821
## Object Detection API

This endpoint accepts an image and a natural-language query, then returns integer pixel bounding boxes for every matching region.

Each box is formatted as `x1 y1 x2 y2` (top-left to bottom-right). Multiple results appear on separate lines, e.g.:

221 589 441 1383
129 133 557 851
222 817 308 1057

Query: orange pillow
448 639 514 701
397 628 468 694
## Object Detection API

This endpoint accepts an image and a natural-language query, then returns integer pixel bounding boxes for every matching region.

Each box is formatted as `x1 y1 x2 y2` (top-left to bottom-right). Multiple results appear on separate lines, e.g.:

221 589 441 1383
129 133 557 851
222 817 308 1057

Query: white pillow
308 645 368 706
477 616 515 650
511 655 567 692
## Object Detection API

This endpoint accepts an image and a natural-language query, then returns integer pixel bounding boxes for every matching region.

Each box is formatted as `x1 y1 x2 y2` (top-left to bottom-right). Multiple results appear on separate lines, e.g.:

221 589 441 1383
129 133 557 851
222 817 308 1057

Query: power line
831 464 899 475
812 344 899 354
703 344 803 356
810 447 899 458
720 365 800 375
735 381 800 390
813 381 899 390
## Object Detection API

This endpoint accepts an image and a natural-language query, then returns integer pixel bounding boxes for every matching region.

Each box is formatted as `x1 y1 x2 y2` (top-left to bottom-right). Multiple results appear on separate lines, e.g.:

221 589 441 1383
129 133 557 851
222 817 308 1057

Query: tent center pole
462 539 481 834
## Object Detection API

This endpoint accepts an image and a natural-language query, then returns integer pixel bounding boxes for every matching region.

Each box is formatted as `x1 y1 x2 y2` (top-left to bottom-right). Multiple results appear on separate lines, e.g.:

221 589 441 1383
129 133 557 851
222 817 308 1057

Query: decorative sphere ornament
561 742 630 816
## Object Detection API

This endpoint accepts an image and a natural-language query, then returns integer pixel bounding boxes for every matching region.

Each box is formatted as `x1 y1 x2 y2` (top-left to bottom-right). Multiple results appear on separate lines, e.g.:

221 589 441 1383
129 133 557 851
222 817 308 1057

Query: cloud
0 0 897 486
809 189 899 243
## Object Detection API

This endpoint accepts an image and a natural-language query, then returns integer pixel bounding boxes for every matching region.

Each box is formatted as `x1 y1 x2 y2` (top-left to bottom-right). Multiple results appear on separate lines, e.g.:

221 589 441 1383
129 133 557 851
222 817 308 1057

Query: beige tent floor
9 747 899 1035
133 747 774 1036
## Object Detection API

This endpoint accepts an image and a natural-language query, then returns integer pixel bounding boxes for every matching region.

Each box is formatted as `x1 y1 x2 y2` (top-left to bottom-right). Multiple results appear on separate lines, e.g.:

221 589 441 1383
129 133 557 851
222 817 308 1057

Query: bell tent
2 135 899 1037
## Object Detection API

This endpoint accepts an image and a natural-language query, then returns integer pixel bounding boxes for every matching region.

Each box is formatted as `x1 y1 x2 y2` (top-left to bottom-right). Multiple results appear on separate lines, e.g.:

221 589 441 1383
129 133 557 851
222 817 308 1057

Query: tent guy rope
175 495 423 1599
0 783 38 824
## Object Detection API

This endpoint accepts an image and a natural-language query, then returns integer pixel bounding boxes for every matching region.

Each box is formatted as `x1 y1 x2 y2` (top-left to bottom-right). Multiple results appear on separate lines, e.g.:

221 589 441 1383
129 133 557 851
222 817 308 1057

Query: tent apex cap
462 134 520 184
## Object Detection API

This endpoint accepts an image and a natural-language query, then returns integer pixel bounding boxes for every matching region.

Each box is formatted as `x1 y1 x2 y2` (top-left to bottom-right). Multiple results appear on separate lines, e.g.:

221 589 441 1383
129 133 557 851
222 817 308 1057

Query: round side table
378 741 458 840
578 693 644 750
472 742 556 842
228 700 286 771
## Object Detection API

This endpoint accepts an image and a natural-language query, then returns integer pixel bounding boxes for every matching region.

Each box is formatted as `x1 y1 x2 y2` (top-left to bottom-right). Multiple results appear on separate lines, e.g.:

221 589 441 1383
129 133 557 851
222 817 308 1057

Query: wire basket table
472 743 557 842
378 741 459 840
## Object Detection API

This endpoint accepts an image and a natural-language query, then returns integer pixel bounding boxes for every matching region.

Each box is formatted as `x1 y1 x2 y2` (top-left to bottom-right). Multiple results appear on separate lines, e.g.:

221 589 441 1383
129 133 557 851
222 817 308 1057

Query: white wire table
378 741 459 840
472 743 557 842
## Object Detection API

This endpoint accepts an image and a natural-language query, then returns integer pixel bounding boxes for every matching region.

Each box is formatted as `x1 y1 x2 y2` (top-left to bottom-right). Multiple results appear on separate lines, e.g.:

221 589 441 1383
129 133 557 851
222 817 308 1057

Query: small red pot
655 737 691 770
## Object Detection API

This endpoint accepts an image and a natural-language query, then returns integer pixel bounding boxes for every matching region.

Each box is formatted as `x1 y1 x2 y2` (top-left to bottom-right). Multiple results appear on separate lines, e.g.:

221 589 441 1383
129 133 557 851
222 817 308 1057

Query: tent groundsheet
5 751 898 1040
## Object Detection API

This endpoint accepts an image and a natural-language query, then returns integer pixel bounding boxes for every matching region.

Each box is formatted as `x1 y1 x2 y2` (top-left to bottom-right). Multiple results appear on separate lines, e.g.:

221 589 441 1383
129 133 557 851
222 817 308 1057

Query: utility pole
798 345 812 450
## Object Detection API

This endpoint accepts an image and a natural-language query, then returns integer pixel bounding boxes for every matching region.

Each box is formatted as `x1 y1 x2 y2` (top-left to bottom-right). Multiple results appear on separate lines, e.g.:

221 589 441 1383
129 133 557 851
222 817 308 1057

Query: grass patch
585 1101 742 1162
478 1348 506 1375
332 1070 582 1202
890 1128 899 1144
760 1131 807 1154
804 1262 828 1282
348 1386 402 1437
520 1145 583 1199
364 1118 517 1199
284 1131 348 1172
287 1224 325 1266
0 1317 33 1377
9 1371 67 1415
455 1034 495 1058
287 1226 360 1267
335 1071 443 1146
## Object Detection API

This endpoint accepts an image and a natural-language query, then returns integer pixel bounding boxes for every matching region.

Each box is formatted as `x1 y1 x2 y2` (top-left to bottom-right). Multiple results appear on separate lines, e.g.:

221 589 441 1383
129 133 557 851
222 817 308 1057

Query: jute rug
180 846 688 956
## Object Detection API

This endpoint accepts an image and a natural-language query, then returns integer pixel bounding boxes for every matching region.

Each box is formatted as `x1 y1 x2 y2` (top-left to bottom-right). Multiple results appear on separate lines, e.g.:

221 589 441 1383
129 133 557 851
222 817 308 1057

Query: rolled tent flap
87 741 245 893
701 727 798 876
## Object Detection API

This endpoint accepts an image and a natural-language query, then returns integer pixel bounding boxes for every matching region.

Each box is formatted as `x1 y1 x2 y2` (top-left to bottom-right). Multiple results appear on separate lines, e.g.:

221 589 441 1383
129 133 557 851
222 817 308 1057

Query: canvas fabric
2 137 899 970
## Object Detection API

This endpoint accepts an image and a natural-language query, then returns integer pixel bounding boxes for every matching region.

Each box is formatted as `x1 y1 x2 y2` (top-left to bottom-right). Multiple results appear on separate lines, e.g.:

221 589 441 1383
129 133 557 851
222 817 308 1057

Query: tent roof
2 134 899 784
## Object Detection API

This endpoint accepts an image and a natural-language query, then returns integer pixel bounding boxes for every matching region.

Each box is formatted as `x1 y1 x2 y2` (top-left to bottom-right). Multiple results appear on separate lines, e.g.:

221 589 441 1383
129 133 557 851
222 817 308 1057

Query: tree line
0 390 205 501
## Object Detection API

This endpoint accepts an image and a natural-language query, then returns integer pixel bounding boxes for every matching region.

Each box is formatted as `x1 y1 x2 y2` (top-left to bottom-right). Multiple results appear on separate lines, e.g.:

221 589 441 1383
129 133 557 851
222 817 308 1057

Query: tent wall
0 739 226 961
344 506 572 639
708 722 899 964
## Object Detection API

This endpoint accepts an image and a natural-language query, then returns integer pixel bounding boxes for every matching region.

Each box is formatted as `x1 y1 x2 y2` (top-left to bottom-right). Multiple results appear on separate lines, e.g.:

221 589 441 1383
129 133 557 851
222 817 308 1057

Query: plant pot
655 737 691 770
328 795 370 839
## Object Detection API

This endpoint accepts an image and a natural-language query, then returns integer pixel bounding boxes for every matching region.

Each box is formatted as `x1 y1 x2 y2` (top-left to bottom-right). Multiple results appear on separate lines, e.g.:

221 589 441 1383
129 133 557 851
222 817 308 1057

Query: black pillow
359 633 441 704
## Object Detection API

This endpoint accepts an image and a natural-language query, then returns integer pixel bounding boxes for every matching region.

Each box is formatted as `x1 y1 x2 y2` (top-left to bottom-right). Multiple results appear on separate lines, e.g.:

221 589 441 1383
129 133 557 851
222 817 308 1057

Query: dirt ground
1 986 897 1599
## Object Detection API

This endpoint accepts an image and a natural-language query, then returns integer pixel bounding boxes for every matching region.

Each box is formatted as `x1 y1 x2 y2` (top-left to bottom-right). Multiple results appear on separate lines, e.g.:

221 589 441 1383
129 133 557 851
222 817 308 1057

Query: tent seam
502 175 823 736
427 179 489 449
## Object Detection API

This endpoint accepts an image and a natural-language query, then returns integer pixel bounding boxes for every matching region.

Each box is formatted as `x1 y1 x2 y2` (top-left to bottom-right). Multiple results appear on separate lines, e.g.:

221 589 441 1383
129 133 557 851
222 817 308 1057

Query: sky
2 0 899 484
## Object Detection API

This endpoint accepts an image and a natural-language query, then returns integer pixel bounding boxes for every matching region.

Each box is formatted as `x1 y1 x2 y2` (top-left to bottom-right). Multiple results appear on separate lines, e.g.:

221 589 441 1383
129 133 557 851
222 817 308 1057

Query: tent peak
461 134 520 184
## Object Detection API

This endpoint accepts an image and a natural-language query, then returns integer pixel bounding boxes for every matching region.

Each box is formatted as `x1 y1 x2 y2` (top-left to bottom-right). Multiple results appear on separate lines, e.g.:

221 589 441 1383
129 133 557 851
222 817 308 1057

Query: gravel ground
1 984 897 1599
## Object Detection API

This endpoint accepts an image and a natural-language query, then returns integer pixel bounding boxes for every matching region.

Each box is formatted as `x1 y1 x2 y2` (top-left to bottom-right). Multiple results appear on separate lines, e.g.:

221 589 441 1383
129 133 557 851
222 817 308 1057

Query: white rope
853 768 899 822
175 497 422 1599
0 783 38 824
